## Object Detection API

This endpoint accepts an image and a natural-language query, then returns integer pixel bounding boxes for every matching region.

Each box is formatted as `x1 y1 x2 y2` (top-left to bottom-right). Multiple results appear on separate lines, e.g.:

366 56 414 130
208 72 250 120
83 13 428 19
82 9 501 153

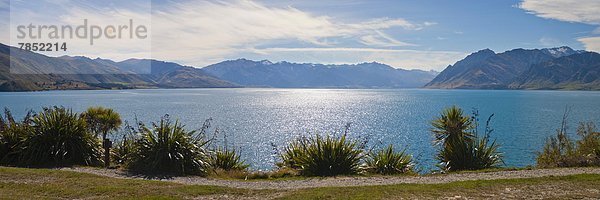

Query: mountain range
203 59 438 88
1 42 599 91
0 43 437 91
425 47 600 90
0 43 235 91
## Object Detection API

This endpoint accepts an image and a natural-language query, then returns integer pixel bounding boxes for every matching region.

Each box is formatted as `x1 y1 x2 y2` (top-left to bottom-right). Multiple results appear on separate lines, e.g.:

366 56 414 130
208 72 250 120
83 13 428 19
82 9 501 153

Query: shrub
365 144 413 175
537 110 600 168
20 107 102 166
469 132 503 170
0 108 34 165
209 148 249 171
278 139 305 170
279 134 363 176
126 116 210 175
431 106 502 171
112 135 135 166
575 122 600 161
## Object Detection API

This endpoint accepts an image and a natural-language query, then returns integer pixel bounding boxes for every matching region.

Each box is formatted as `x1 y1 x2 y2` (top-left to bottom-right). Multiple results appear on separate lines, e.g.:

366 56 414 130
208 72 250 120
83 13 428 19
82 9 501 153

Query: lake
1 88 599 171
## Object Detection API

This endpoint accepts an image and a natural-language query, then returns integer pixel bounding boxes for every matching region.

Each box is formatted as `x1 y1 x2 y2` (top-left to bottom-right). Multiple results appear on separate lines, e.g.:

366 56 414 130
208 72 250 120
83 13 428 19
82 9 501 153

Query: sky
1 0 599 71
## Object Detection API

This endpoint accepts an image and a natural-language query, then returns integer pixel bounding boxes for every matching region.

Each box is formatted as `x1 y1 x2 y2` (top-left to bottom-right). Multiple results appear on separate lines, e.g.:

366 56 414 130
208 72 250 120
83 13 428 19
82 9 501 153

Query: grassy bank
1 167 599 199
283 174 600 199
0 167 264 199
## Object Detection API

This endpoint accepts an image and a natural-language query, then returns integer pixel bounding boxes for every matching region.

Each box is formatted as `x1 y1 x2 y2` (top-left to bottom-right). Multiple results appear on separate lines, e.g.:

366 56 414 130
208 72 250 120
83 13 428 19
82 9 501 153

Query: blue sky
2 0 599 71
254 0 593 51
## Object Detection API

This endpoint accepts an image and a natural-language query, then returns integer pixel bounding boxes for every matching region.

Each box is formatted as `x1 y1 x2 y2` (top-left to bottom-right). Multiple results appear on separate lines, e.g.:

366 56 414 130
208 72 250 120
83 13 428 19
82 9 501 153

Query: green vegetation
431 106 502 171
126 117 210 175
112 134 134 166
2 105 507 177
2 107 246 176
1 167 600 199
207 167 299 180
0 109 32 164
365 144 413 175
2 105 600 199
0 167 264 199
537 109 600 167
577 122 600 161
1 107 104 167
279 134 364 176
80 106 122 167
209 148 249 171
281 173 600 199
21 107 102 166
3 104 599 180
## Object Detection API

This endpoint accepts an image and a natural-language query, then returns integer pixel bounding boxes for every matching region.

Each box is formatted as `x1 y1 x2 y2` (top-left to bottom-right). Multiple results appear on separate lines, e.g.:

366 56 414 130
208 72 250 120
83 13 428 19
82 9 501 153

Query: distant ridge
4 42 597 91
425 46 600 90
0 43 236 91
509 52 600 90
0 42 438 91
203 59 438 88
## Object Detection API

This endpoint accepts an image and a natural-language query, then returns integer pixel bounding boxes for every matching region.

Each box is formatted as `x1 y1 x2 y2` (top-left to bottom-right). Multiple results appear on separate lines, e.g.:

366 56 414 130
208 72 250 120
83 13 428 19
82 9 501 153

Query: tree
81 107 122 167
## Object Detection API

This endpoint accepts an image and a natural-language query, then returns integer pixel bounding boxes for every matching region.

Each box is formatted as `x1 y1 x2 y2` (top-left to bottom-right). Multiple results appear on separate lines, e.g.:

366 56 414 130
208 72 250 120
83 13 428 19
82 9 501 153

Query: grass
446 166 535 174
1 166 600 199
207 168 300 181
281 174 600 199
0 167 267 199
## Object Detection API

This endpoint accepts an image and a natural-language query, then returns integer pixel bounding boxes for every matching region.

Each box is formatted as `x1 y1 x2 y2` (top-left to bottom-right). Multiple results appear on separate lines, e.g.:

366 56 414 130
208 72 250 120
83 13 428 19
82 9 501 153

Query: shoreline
3 87 600 93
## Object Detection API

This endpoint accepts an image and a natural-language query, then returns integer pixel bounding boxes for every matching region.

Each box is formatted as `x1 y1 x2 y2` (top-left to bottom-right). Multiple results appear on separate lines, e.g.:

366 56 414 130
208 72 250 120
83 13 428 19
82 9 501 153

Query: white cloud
5 0 444 69
246 47 467 71
424 21 437 26
578 37 600 52
518 0 600 52
539 36 562 47
149 0 431 65
359 30 416 47
7 0 152 61
518 0 600 25
346 18 426 31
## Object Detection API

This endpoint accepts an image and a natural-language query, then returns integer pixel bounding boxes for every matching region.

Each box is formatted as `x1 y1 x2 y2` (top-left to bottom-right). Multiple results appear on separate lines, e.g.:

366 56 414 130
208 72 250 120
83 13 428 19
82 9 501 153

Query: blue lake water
1 88 599 171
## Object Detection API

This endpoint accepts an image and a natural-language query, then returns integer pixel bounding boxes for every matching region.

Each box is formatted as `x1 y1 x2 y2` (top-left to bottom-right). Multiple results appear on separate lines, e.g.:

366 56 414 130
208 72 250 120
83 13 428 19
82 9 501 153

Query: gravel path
61 167 600 190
